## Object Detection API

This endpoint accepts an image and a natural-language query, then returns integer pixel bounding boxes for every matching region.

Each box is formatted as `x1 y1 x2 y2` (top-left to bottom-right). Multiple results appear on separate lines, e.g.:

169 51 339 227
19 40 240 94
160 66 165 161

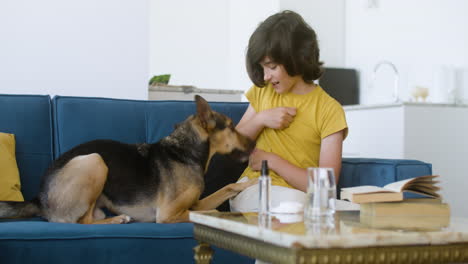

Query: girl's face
260 57 302 94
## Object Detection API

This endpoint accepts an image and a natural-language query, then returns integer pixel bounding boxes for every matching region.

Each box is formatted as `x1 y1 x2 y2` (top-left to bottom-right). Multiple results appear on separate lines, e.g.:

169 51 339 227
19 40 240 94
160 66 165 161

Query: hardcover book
359 198 450 217
359 214 450 231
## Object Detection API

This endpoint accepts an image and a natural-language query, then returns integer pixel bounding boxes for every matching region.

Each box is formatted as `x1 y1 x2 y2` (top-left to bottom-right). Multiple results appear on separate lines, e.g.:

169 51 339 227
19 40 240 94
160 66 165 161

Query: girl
230 10 348 212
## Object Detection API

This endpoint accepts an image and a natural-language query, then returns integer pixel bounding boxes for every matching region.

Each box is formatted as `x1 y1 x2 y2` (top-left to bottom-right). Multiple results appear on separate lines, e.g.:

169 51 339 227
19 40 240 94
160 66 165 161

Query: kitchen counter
344 101 467 111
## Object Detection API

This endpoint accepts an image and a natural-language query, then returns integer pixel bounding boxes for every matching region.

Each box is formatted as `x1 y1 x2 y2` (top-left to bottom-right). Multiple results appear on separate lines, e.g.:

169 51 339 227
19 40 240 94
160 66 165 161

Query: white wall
150 0 279 92
149 0 229 90
280 0 345 67
0 0 149 100
345 0 468 105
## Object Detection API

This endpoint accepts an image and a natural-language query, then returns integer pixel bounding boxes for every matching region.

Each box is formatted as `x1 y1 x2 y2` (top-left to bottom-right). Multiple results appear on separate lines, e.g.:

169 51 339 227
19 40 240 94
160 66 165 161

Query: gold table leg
194 242 214 264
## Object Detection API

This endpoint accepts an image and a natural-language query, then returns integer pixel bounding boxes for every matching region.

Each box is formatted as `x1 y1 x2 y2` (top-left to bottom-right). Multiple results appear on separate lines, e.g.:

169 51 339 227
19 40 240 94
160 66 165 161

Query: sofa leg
194 242 214 264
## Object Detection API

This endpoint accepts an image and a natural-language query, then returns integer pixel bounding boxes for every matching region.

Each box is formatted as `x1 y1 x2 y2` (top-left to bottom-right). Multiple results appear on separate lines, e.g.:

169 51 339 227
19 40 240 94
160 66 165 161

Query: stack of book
340 175 450 230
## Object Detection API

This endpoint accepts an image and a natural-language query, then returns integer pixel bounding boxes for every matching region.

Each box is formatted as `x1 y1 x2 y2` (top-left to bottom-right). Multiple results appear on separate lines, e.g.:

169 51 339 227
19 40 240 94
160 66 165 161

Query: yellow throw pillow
0 132 24 201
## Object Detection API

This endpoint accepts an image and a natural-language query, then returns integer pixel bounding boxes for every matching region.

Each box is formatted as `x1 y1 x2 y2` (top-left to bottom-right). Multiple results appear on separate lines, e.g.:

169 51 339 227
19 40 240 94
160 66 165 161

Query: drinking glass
304 167 336 219
305 214 336 235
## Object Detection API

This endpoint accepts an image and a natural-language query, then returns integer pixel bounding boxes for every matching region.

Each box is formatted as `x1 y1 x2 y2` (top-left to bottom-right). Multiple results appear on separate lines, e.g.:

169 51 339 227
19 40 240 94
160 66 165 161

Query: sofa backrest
52 96 148 157
339 158 432 196
52 96 250 157
0 94 54 200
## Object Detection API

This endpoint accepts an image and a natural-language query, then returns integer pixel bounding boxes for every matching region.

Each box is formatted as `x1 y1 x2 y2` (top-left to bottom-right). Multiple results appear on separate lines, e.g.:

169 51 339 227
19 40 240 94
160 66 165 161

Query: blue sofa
0 94 432 264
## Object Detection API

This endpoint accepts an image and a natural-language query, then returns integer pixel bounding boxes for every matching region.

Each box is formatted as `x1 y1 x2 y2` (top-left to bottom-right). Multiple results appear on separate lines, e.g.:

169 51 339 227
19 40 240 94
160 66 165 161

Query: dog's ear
195 95 216 130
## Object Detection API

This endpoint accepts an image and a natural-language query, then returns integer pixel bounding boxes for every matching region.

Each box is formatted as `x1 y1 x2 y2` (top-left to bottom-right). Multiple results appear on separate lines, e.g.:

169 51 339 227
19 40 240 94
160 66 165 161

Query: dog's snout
245 138 256 153
237 132 255 153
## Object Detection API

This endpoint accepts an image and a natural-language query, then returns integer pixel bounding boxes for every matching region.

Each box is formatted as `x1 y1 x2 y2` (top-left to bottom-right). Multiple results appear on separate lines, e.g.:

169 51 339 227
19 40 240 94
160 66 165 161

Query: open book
340 175 440 203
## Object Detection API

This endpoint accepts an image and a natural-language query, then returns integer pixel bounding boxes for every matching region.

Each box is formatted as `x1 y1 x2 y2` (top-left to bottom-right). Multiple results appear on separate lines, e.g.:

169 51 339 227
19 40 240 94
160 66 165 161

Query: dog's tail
0 198 41 219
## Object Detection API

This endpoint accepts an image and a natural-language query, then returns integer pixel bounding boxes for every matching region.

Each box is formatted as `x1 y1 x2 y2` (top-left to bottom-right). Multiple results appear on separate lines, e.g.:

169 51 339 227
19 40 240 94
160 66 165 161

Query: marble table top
190 211 468 249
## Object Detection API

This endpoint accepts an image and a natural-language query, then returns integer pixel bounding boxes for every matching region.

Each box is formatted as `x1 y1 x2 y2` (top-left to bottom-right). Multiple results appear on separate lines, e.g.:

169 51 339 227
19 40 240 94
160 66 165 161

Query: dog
0 95 256 224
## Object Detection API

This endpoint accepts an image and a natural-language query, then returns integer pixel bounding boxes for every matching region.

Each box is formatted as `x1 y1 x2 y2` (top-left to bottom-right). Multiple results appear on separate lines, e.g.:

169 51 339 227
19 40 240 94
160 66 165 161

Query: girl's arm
318 130 345 184
235 105 264 140
236 104 297 140
249 130 345 192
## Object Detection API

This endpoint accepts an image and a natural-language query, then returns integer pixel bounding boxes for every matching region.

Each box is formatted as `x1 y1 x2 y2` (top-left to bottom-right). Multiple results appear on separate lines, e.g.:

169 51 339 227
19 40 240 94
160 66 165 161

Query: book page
383 175 439 193
341 185 395 194
382 178 414 192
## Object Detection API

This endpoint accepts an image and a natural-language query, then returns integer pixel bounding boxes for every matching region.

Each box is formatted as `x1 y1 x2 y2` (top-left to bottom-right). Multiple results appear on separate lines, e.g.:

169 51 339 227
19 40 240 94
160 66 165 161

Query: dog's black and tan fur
0 95 255 224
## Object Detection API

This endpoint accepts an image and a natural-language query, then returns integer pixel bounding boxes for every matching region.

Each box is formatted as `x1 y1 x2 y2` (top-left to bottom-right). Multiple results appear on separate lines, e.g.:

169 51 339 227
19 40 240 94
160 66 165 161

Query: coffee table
190 211 468 264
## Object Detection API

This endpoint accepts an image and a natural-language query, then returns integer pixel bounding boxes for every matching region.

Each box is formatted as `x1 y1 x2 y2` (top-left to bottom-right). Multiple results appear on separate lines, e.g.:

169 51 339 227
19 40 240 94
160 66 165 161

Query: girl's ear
195 95 215 130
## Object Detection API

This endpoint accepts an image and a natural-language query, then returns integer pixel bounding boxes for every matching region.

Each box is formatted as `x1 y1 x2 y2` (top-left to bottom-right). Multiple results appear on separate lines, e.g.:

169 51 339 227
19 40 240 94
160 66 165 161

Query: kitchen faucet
372 60 400 103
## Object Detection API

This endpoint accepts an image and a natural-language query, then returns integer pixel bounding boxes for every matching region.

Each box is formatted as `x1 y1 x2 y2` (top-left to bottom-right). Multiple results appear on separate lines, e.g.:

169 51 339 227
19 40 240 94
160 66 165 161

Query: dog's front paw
229 178 258 193
244 178 259 188
113 214 132 224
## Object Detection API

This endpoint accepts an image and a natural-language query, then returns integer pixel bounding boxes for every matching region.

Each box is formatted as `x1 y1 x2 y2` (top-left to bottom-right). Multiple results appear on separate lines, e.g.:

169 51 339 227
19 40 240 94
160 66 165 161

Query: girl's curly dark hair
246 10 324 87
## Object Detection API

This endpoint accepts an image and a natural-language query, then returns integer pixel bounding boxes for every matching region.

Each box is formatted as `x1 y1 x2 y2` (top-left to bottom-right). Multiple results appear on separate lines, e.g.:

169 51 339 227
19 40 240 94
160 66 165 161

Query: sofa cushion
0 94 53 200
0 220 195 263
0 219 253 263
0 132 24 201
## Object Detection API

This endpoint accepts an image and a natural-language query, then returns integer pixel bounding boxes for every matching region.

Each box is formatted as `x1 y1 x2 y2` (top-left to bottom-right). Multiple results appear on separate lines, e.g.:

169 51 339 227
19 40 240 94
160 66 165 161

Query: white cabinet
343 103 468 217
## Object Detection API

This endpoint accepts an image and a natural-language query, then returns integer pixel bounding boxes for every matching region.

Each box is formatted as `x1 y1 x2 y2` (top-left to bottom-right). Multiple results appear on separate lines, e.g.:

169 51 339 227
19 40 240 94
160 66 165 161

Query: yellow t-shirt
240 83 348 188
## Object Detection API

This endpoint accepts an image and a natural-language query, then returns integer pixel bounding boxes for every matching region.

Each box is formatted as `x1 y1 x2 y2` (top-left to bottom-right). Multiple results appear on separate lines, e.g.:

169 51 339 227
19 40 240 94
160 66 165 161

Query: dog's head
194 95 255 162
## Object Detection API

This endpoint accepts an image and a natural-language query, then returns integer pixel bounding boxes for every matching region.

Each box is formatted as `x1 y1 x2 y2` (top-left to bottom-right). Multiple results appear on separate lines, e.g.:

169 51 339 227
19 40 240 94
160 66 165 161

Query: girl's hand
249 148 275 171
259 107 296 130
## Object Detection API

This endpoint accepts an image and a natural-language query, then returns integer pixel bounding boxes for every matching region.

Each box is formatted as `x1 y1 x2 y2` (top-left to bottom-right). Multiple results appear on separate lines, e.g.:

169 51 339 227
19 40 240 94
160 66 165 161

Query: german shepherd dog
0 95 256 224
